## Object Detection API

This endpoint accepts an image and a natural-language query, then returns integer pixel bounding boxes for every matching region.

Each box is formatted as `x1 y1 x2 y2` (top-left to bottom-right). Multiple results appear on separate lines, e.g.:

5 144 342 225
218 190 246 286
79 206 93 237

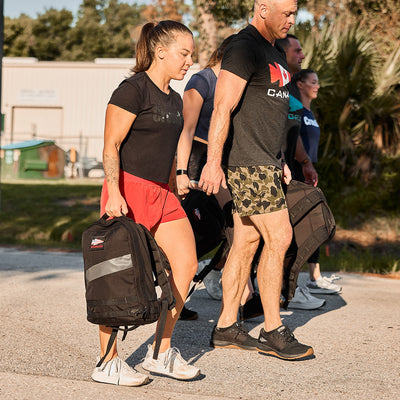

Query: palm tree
298 19 400 182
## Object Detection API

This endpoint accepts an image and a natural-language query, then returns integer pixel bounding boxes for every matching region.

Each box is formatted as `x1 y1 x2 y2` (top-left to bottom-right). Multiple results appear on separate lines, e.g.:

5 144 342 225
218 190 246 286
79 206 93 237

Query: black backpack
181 189 226 259
82 214 175 366
281 180 336 308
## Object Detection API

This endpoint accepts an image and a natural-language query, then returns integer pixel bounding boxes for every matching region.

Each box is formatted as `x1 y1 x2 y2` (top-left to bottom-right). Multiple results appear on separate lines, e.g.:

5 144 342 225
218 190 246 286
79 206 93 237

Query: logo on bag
193 208 201 221
91 237 105 249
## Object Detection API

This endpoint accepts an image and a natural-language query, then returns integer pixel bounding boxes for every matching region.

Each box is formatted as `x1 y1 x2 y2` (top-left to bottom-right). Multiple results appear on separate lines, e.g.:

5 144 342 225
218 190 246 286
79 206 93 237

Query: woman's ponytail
133 22 157 73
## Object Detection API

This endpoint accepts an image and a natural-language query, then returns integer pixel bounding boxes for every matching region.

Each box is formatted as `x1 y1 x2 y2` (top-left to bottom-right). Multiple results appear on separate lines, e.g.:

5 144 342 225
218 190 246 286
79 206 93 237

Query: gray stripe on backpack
85 254 132 283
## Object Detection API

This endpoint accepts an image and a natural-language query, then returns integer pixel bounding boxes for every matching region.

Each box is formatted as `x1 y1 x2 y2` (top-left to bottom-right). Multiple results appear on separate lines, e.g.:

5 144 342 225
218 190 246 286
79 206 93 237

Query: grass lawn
0 179 102 250
0 179 399 275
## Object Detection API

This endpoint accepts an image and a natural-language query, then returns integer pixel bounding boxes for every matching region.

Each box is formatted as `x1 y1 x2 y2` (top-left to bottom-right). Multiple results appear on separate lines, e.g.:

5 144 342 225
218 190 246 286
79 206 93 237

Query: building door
11 106 63 143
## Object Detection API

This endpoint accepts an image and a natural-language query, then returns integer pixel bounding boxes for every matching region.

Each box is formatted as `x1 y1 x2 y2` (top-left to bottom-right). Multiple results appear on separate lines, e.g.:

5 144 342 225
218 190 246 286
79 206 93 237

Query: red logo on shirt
269 63 291 87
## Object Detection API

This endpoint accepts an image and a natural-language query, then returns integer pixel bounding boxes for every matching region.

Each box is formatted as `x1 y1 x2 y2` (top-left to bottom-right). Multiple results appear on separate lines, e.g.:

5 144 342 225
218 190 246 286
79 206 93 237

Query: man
278 34 318 185
199 0 313 360
278 35 342 296
273 34 330 310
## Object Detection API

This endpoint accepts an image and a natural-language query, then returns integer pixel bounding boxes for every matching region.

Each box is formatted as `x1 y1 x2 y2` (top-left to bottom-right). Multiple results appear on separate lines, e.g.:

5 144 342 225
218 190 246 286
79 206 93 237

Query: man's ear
259 2 269 19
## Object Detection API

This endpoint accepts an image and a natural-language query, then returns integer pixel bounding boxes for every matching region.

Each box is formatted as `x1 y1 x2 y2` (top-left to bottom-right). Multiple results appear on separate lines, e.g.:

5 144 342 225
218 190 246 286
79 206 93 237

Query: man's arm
199 70 247 195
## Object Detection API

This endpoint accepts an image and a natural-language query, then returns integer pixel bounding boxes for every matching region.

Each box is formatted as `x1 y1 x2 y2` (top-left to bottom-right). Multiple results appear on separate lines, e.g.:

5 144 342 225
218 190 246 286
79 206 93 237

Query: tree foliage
298 0 400 56
298 20 400 184
4 14 34 57
198 0 253 26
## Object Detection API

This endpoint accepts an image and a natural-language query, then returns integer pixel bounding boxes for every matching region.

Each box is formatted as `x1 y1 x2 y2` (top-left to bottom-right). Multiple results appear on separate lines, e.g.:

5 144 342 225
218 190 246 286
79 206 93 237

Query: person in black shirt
199 0 313 360
92 21 200 386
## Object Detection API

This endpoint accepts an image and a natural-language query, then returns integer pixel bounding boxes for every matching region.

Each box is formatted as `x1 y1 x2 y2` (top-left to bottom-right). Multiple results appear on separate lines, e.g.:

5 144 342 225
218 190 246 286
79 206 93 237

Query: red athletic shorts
100 171 187 231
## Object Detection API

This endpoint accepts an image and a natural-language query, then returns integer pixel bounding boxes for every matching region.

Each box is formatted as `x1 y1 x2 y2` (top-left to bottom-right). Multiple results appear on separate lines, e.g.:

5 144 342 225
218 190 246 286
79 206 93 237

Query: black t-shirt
108 72 183 183
221 25 291 168
284 81 303 173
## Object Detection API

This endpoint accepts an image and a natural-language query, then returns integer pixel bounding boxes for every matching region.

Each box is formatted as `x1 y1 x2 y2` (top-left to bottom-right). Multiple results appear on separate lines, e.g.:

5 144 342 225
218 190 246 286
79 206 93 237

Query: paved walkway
0 246 399 400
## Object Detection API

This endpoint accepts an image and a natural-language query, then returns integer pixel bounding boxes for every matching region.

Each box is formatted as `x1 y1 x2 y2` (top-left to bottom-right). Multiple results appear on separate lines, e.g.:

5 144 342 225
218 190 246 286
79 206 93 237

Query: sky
4 0 83 18
4 1 312 22
3 0 151 19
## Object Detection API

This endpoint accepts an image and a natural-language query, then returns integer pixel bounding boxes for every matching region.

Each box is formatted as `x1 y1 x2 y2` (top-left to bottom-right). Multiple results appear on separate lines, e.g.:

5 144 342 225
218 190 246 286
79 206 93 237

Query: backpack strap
153 299 168 360
96 327 118 368
139 224 176 310
282 225 332 308
186 239 227 299
287 189 325 226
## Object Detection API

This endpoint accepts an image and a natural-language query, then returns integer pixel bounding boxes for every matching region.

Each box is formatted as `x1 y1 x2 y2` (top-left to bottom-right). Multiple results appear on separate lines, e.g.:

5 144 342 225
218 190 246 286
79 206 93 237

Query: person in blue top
293 68 342 295
176 35 235 302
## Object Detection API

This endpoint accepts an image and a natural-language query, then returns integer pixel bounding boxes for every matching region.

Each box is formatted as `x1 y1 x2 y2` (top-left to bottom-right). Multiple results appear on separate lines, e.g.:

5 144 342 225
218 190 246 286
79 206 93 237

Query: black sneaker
210 322 258 350
257 325 314 360
179 306 198 321
239 293 264 321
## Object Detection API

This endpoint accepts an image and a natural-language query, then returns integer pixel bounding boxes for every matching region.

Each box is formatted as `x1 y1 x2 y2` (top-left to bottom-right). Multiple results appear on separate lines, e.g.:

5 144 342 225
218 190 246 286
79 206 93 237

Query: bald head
252 0 297 44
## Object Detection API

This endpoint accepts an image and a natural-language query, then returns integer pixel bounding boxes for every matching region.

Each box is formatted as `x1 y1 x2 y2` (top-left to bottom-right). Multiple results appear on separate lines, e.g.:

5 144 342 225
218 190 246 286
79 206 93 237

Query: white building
1 57 201 166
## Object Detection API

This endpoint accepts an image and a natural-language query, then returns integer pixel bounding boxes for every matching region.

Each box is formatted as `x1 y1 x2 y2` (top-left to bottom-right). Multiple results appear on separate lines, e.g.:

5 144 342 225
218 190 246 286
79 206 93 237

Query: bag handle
95 328 118 368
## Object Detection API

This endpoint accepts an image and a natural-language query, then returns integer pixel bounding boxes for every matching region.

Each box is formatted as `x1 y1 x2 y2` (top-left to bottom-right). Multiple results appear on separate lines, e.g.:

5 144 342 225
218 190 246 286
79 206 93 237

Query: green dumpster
1 139 65 180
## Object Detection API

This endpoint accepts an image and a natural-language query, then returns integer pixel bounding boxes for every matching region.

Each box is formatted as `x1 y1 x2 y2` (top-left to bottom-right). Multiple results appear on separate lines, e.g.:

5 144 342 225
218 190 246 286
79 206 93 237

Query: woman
293 68 341 294
92 20 199 386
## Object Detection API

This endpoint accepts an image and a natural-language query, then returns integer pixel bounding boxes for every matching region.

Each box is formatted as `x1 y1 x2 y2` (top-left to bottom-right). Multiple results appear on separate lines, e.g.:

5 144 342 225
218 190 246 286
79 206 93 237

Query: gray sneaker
142 345 200 380
288 286 325 310
91 356 149 386
306 277 342 294
203 269 223 300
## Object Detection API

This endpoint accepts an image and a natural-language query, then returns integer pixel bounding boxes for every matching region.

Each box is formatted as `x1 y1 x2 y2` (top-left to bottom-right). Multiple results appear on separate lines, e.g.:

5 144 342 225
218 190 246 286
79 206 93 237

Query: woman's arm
176 88 204 196
294 136 318 186
103 104 136 216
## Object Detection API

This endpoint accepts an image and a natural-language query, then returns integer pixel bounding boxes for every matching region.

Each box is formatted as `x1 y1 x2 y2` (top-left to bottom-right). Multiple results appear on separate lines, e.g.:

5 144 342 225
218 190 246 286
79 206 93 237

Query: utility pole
0 0 4 211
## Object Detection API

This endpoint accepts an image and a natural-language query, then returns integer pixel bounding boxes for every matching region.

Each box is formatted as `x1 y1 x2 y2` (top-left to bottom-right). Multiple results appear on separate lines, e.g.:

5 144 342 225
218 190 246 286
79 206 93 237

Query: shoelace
234 322 249 338
163 347 183 372
279 326 296 343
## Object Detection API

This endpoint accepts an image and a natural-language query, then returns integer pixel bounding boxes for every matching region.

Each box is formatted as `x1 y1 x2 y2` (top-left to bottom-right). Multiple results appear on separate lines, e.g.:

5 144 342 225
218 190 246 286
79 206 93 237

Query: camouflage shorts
226 165 287 217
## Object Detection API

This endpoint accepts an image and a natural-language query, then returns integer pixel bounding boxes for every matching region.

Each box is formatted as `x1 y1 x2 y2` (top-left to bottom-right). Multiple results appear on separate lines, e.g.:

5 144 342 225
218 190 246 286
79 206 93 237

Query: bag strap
186 239 227 299
282 225 331 308
96 327 118 368
287 188 325 226
139 224 176 310
153 299 168 360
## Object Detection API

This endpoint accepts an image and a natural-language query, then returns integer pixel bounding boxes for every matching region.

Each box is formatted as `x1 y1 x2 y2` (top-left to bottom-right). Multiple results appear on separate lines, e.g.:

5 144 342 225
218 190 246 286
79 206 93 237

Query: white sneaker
142 345 200 380
203 269 222 300
91 356 149 386
306 277 342 294
287 286 325 310
324 274 342 283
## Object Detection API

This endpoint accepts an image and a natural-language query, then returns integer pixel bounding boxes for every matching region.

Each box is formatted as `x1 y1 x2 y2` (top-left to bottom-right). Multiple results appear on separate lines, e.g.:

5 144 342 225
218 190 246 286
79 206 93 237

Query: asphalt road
0 246 399 400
